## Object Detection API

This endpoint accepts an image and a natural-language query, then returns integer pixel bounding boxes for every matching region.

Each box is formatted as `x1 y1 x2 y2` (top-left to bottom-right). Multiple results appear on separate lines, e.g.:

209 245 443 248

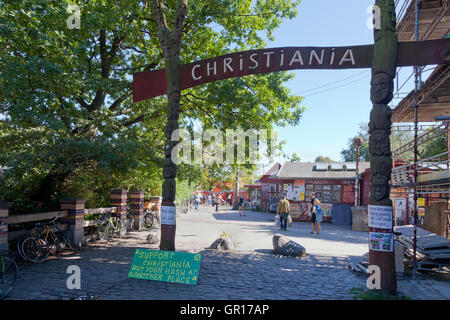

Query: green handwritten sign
128 249 202 285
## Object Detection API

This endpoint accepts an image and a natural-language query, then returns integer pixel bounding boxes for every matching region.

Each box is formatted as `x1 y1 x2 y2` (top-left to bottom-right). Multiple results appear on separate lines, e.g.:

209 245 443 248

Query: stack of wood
394 225 450 273
348 252 370 275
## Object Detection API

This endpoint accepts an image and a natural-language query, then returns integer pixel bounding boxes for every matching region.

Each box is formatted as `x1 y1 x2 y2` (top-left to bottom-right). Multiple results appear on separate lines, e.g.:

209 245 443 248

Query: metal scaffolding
391 0 450 277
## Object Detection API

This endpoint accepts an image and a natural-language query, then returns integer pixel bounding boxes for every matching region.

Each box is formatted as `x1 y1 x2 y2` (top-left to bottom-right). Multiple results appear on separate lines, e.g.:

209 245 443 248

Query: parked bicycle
18 217 75 263
97 212 127 240
0 251 18 299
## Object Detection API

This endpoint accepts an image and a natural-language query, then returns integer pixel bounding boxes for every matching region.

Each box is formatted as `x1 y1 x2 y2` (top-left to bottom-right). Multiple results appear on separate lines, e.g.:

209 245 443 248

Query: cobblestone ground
6 205 450 300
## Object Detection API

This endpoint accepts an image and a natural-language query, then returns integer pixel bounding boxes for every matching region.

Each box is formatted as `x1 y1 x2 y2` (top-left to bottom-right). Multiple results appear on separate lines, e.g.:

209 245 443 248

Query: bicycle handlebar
34 216 59 227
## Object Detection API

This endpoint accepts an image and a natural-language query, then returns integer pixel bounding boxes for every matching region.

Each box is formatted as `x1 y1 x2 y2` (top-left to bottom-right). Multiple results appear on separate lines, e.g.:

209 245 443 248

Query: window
304 183 342 203
323 191 332 202
332 191 341 202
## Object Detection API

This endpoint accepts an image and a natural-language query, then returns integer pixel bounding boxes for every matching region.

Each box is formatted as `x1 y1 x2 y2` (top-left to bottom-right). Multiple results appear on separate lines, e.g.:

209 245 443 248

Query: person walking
194 194 199 212
276 195 290 231
238 196 245 216
215 195 220 212
312 198 323 235
308 192 317 234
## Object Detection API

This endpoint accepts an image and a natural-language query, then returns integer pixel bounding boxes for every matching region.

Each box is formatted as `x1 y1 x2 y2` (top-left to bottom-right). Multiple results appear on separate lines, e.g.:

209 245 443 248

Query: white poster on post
161 206 176 225
394 198 407 220
368 205 393 229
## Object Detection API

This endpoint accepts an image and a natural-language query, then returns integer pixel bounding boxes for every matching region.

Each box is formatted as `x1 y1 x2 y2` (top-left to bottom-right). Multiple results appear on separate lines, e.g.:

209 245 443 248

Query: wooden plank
7 223 69 241
423 248 450 254
83 220 101 227
427 253 450 260
394 225 450 250
8 211 69 224
84 207 117 215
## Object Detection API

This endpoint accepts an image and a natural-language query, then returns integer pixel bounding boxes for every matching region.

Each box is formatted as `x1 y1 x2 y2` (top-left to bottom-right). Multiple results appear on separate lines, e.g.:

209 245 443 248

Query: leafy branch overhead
0 0 304 212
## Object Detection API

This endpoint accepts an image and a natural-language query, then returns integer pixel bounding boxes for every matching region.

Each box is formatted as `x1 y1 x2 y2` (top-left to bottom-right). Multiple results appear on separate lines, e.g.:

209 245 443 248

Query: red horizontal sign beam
133 39 450 102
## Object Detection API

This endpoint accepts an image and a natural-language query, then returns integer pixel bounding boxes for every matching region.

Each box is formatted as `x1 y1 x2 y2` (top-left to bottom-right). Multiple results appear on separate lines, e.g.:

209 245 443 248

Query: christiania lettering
190 48 356 81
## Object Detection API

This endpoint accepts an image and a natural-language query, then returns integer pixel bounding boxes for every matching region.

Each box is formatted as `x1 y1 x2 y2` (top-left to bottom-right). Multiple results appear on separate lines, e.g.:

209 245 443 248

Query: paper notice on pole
161 205 176 225
369 232 393 252
368 205 393 229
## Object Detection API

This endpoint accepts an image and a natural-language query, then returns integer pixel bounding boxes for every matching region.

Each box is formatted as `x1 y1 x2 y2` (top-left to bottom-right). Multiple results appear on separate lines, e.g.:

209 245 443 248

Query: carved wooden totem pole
153 0 188 251
368 0 397 293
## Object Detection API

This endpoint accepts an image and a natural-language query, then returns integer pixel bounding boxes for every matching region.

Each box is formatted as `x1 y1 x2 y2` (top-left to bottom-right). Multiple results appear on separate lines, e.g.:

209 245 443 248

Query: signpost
129 249 202 285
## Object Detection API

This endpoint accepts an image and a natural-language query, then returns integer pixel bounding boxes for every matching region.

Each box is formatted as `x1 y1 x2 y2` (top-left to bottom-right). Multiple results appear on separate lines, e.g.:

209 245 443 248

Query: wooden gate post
110 189 128 220
130 190 145 230
60 198 85 248
368 0 398 294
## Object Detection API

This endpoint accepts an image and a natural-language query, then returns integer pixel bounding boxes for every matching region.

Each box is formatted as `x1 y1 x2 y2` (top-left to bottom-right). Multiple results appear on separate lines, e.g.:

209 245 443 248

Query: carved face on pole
370 72 393 104
369 130 390 156
369 104 392 134
371 175 390 201
371 156 392 178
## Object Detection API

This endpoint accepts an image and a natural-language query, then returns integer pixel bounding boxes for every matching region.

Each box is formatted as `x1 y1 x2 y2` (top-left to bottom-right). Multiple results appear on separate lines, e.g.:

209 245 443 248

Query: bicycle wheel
16 237 27 262
97 221 113 240
20 237 49 263
0 256 18 299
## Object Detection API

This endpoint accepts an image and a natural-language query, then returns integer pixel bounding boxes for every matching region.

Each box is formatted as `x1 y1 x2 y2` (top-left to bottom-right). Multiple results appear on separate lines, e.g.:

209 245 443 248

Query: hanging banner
368 205 393 229
369 232 394 252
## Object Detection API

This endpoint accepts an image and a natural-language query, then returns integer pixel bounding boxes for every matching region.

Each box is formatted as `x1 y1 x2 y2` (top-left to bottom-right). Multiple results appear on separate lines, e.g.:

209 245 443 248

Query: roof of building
262 162 281 177
277 161 370 180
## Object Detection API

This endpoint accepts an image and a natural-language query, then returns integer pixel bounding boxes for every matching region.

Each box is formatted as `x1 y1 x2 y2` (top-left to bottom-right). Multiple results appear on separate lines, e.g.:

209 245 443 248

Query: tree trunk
233 168 239 210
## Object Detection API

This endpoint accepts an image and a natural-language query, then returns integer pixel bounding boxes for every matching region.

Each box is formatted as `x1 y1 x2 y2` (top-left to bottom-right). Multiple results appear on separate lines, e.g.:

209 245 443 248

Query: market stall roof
391 64 450 122
396 0 450 42
276 162 370 180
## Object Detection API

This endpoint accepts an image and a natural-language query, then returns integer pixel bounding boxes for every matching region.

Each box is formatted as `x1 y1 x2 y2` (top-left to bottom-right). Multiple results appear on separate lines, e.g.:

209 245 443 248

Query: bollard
110 189 127 220
60 199 85 248
130 191 145 230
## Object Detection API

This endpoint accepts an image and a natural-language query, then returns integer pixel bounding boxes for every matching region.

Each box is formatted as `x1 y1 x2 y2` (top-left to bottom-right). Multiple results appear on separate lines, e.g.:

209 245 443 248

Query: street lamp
352 137 364 207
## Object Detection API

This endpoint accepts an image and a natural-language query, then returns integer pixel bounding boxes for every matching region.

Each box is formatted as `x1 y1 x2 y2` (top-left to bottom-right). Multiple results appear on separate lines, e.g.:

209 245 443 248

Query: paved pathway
6 205 450 300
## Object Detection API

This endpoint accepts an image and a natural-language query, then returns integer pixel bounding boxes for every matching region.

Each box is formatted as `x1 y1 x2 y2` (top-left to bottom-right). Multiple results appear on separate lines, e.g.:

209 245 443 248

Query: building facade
259 161 370 223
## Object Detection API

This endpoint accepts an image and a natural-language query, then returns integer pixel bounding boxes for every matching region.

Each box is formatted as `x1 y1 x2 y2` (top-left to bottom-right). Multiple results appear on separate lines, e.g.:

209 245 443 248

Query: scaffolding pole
412 0 421 279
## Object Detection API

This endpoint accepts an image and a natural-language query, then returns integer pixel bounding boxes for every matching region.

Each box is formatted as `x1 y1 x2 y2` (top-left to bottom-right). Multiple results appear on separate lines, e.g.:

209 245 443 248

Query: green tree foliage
340 123 370 162
289 153 301 162
0 0 304 213
314 155 334 163
419 130 447 159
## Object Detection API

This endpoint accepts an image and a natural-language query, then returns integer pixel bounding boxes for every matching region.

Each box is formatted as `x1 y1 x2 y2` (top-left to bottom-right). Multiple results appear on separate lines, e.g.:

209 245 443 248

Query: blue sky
262 0 417 164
